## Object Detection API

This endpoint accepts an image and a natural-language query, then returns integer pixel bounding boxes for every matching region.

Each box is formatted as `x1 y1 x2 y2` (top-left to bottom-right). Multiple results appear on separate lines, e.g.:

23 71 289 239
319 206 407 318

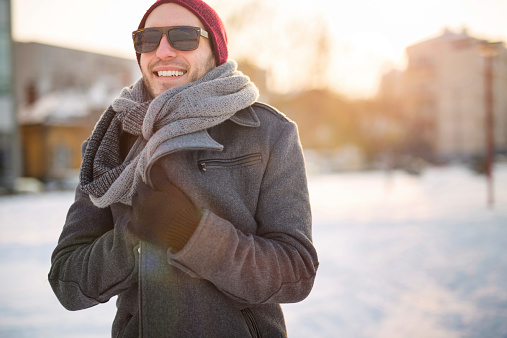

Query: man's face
140 3 216 98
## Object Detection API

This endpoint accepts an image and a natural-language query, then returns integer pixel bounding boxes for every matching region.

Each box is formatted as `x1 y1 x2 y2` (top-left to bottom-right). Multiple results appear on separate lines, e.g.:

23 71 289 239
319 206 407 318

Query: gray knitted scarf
80 60 259 208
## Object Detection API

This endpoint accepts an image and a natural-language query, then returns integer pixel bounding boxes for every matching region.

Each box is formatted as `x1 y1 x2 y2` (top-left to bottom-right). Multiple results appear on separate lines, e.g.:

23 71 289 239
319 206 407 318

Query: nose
155 34 178 59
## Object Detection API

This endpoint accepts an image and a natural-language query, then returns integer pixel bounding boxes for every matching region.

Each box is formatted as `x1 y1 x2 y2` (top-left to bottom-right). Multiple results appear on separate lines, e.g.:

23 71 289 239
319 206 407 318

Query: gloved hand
128 165 202 251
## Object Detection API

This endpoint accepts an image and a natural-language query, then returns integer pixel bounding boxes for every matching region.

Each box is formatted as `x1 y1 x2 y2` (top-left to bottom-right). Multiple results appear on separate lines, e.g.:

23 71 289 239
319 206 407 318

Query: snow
17 91 91 125
0 165 506 337
17 77 124 126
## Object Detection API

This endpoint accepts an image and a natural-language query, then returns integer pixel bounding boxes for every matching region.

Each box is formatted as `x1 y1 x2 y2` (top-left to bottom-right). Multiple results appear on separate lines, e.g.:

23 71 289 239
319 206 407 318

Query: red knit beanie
136 0 228 67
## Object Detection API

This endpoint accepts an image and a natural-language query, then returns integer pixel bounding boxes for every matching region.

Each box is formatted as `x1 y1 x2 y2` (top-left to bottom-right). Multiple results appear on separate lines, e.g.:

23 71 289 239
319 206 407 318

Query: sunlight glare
12 0 507 98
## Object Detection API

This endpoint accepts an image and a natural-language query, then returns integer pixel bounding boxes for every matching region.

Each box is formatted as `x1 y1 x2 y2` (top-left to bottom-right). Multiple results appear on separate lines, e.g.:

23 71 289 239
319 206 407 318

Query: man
48 0 319 336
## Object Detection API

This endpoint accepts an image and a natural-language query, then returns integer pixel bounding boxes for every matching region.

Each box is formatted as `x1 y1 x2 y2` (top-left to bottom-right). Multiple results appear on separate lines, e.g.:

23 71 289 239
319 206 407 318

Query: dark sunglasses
132 26 209 53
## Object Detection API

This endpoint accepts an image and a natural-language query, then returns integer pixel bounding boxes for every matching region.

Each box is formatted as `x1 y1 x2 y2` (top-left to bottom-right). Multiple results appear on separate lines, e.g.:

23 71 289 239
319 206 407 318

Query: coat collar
229 106 260 127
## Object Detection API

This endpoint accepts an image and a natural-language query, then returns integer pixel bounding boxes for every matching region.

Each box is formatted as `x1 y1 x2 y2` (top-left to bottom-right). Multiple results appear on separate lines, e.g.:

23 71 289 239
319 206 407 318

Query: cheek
140 54 152 74
196 47 216 69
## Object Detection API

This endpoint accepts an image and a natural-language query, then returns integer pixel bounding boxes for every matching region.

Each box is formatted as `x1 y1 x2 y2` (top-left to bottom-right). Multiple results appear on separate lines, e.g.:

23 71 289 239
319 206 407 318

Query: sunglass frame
132 26 209 53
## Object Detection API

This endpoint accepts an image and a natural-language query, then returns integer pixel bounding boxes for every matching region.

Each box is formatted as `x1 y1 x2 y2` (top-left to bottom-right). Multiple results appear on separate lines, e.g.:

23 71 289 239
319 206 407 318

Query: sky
11 0 507 98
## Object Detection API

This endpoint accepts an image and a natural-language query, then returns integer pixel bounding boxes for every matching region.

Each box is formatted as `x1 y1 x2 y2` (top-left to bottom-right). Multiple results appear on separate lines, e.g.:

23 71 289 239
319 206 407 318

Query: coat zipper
198 153 262 172
138 243 143 338
241 308 262 338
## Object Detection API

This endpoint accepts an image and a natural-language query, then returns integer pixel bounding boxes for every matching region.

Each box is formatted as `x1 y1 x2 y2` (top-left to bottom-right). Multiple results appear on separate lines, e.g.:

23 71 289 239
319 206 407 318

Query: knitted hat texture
136 0 228 66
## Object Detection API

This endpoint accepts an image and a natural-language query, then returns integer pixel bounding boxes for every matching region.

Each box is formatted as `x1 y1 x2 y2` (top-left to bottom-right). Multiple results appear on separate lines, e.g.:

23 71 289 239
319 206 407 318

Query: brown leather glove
128 165 202 251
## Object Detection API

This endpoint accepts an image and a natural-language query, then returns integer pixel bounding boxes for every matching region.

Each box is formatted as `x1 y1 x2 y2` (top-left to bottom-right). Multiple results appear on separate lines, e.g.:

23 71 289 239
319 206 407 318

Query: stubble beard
143 56 216 99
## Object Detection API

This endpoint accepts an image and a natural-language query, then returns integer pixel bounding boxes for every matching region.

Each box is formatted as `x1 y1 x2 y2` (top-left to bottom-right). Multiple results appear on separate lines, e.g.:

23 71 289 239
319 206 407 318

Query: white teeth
157 70 184 77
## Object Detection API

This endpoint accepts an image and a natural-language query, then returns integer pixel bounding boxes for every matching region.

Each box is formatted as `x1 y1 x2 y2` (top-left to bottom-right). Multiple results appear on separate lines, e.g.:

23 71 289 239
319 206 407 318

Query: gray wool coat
48 102 319 337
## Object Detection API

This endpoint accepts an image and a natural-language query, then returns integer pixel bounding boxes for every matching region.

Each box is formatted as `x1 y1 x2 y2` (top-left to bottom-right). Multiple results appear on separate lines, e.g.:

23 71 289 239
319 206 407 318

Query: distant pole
480 42 498 208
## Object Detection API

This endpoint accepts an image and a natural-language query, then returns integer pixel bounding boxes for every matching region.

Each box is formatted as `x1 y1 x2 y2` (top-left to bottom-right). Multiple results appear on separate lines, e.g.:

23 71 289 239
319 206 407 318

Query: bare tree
210 0 332 93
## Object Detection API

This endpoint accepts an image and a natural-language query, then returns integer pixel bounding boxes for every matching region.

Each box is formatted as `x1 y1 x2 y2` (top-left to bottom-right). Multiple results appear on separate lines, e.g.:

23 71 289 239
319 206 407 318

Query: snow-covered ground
1 165 506 337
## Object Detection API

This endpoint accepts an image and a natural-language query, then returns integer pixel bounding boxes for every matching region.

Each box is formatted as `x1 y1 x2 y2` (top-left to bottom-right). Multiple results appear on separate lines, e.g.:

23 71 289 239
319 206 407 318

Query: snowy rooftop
18 79 123 125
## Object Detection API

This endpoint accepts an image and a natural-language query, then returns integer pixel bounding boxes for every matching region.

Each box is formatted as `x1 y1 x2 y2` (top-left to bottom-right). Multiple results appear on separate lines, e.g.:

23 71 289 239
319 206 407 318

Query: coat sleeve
48 144 139 311
167 120 319 304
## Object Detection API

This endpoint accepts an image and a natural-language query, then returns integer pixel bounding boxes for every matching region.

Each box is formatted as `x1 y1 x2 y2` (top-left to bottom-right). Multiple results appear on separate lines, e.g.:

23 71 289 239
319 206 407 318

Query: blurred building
15 42 139 182
0 0 20 192
379 28 507 163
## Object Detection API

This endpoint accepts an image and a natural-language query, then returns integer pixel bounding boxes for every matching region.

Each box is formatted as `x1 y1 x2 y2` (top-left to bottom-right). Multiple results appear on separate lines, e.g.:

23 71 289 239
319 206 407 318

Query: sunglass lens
134 30 162 53
168 28 199 51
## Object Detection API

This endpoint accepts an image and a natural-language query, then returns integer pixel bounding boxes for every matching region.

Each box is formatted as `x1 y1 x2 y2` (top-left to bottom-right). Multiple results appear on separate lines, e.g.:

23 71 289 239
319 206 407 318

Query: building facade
380 29 507 162
15 42 140 182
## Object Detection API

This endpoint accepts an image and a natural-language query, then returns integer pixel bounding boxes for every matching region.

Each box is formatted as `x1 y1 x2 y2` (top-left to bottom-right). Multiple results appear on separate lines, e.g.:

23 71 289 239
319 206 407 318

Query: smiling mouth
156 70 185 77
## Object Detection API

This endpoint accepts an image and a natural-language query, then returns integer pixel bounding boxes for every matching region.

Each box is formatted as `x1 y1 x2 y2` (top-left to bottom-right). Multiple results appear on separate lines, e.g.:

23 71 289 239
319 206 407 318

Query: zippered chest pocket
198 153 262 172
